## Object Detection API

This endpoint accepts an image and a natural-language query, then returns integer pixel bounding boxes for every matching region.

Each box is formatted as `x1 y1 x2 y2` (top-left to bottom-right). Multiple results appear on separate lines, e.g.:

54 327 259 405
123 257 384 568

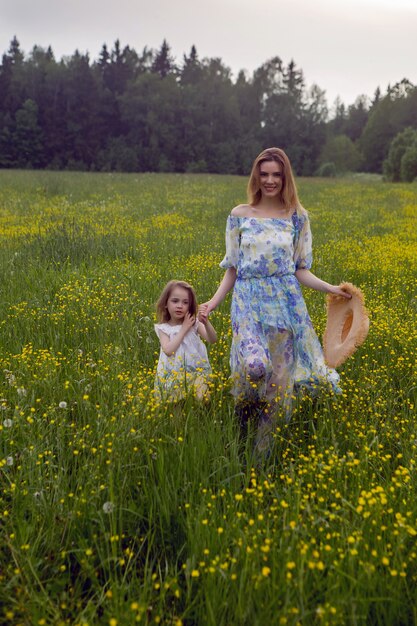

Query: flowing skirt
230 274 340 415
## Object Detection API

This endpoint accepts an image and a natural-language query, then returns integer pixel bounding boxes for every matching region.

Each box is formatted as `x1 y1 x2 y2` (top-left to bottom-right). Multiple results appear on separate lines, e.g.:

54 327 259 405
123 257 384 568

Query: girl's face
166 286 190 324
259 160 283 199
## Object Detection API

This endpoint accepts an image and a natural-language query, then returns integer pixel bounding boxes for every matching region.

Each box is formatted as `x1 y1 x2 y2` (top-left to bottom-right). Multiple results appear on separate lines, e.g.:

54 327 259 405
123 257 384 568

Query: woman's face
258 160 283 199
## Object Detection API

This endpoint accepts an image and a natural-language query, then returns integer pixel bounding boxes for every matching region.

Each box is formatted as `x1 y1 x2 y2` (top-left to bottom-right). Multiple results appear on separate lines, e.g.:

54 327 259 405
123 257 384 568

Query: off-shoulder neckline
229 211 297 222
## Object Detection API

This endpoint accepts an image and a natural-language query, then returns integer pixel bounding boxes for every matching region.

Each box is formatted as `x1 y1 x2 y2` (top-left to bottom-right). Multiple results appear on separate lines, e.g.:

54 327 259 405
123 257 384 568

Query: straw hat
323 282 370 368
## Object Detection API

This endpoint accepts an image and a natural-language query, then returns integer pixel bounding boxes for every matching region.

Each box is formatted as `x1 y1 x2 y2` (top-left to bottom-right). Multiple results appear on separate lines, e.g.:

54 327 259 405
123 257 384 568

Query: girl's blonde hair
156 280 198 322
247 147 304 214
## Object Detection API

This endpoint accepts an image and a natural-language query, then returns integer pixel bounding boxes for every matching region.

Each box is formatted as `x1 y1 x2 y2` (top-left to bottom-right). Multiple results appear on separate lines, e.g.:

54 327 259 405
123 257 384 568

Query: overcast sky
1 0 416 108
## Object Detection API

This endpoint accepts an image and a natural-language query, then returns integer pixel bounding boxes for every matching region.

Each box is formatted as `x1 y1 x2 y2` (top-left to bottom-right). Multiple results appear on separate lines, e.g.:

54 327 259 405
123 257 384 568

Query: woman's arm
202 267 237 316
295 269 351 298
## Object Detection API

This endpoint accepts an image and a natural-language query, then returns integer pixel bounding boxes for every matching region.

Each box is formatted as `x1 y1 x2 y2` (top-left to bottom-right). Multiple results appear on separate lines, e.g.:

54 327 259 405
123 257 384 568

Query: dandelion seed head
103 501 115 514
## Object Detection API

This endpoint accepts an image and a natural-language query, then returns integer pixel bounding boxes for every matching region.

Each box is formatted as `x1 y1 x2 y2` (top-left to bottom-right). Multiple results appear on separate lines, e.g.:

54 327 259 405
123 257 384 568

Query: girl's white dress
154 320 212 401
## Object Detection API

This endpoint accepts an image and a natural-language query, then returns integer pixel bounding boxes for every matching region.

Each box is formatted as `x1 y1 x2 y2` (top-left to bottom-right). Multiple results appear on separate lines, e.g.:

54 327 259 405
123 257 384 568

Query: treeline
1 36 417 176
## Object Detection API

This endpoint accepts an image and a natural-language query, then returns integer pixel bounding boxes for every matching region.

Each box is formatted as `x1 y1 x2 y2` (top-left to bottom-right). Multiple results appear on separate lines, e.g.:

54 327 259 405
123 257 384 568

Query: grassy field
0 170 416 626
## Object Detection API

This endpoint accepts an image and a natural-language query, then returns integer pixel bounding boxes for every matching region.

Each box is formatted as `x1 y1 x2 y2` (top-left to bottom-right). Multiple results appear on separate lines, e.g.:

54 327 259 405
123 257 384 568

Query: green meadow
1 170 417 626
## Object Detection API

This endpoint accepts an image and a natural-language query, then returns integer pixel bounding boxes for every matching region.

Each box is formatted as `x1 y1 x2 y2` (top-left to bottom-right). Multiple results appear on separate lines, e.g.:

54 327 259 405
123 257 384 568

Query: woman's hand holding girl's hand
198 304 209 324
197 304 217 343
199 301 216 324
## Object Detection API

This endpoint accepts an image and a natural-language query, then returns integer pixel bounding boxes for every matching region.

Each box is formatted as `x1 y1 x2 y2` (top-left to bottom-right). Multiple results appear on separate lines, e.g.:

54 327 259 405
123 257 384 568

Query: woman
200 147 350 447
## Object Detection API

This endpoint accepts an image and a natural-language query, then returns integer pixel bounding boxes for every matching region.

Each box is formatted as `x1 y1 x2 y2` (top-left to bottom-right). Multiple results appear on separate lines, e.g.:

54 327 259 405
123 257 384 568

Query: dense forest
1 36 417 176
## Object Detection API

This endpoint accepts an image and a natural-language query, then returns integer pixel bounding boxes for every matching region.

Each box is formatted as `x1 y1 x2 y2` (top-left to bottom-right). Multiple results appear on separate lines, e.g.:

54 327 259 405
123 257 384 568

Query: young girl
154 280 217 402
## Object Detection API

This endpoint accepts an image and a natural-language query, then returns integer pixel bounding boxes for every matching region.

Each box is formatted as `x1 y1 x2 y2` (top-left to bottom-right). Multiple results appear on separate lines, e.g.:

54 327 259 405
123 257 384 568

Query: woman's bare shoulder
230 204 252 217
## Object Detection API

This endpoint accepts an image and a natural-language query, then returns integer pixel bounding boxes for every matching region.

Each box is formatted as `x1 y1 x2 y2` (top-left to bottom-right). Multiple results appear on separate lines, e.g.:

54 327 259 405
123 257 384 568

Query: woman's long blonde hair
156 280 198 323
247 147 304 214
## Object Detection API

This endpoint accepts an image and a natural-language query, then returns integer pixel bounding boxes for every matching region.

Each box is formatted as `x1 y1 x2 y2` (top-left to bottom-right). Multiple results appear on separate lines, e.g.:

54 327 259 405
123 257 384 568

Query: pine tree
151 40 176 78
181 45 201 85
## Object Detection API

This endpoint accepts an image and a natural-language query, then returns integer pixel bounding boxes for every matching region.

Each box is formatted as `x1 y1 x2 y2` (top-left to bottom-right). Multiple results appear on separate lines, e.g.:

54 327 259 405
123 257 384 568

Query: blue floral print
220 212 340 414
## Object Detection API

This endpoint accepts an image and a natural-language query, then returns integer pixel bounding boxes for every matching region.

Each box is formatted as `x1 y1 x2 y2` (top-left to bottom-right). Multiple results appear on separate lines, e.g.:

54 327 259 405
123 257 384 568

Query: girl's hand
198 302 215 324
198 304 209 324
182 312 196 332
328 285 352 299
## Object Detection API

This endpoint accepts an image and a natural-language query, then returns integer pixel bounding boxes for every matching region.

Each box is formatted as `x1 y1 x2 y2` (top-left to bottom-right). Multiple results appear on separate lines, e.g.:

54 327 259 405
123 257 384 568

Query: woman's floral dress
220 211 340 417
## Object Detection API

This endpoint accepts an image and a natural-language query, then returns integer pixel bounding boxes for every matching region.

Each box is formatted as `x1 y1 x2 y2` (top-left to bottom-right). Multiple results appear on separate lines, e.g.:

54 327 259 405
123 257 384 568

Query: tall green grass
1 171 417 625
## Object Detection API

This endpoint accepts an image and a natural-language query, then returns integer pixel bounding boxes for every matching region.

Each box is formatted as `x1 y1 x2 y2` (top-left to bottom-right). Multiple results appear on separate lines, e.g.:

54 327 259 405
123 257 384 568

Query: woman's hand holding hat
323 282 370 368
327 284 352 299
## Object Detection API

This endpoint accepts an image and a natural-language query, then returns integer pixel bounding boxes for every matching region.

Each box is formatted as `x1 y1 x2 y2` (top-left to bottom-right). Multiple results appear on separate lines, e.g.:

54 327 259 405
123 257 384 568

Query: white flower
3 419 13 428
17 387 27 397
59 401 68 409
6 456 13 466
102 501 115 514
